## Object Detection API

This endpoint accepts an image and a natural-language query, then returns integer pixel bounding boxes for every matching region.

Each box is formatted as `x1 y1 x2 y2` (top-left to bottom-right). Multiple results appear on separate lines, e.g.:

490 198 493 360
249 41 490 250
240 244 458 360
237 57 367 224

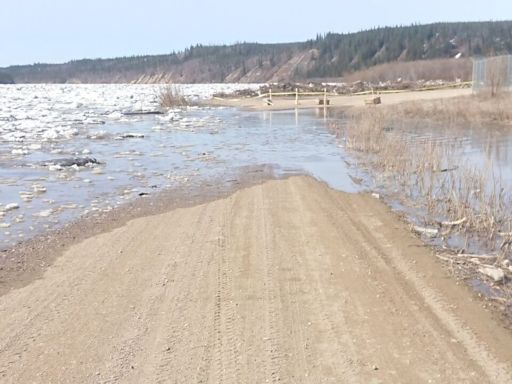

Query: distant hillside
0 72 14 84
3 21 511 84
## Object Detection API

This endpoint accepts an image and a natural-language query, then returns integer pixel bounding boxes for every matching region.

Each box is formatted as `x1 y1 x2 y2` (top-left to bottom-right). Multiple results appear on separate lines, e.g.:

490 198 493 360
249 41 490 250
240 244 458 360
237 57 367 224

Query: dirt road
210 88 473 111
1 176 511 383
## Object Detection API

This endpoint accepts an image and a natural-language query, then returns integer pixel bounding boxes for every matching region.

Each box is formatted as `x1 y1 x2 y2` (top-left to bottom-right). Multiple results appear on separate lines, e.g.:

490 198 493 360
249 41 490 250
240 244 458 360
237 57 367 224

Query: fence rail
211 81 472 104
254 81 472 101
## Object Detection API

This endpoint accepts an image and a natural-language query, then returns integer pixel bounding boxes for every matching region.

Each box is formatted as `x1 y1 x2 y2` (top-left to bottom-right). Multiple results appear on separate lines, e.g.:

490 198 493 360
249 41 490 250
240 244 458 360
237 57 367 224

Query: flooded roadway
0 85 358 248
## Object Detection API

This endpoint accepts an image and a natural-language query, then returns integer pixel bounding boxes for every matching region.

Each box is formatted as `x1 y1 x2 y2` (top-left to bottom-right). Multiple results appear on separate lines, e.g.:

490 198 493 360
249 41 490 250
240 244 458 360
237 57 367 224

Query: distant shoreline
208 87 473 111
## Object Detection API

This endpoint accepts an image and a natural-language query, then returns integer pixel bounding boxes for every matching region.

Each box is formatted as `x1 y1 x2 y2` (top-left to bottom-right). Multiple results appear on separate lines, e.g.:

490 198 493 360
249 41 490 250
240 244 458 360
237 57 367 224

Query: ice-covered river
0 84 357 248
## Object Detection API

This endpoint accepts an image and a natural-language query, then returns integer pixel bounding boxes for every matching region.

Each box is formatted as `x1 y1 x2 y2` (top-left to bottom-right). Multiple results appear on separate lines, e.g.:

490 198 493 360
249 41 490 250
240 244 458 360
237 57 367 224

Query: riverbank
208 87 472 111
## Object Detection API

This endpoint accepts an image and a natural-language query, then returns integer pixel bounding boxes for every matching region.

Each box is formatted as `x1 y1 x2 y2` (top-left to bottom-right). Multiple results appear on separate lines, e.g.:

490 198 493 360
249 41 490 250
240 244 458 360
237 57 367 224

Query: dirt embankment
0 176 511 383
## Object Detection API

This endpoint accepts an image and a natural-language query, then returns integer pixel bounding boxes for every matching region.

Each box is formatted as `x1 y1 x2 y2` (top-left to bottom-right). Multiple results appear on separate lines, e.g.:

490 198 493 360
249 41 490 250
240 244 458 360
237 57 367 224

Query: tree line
2 21 511 83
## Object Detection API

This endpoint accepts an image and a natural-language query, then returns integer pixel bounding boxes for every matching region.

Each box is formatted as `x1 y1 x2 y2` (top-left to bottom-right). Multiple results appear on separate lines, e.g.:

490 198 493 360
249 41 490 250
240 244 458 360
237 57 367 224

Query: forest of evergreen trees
0 72 14 84
305 21 512 78
3 21 511 83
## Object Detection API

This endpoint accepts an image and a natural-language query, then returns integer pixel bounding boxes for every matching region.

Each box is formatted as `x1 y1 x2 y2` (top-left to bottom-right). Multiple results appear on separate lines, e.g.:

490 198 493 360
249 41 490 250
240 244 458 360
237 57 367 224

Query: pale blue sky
1 0 511 67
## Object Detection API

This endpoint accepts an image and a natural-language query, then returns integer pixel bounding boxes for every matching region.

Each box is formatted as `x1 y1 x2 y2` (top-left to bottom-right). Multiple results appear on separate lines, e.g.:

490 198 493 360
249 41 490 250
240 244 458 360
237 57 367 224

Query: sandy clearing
209 88 473 111
0 176 511 383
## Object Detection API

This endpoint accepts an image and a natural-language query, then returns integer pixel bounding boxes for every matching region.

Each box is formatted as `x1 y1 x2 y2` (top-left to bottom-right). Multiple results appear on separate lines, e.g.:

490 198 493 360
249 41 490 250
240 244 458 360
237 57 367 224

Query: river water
0 84 359 248
2 84 512 253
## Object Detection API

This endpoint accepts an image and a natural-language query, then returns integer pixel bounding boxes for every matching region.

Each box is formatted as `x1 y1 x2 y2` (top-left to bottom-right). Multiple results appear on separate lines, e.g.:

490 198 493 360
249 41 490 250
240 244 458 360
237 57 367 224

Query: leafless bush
473 55 512 97
486 56 510 97
158 85 189 109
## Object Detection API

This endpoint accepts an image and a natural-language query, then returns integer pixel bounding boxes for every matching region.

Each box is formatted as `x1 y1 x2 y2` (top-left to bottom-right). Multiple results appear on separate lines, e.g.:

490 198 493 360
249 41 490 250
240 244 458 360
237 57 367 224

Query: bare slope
0 177 511 383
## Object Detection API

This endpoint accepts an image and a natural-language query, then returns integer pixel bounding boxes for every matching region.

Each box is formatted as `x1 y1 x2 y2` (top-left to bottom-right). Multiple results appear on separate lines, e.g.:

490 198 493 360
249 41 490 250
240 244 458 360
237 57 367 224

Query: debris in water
40 157 100 168
116 133 145 139
3 203 20 212
33 209 54 218
478 266 505 283
412 225 439 237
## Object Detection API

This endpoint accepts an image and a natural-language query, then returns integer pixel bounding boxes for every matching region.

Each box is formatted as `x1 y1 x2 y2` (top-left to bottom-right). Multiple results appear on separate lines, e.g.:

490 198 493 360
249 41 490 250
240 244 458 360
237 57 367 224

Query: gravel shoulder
0 176 511 383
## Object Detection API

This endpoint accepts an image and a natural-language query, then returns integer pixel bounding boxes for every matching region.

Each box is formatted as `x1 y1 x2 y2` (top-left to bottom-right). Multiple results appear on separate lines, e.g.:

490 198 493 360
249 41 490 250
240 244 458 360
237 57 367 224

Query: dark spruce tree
0 72 14 84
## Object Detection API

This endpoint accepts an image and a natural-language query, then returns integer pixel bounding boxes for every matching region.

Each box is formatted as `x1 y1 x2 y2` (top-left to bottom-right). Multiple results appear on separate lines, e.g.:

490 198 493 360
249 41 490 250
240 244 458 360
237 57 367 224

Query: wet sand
0 165 278 296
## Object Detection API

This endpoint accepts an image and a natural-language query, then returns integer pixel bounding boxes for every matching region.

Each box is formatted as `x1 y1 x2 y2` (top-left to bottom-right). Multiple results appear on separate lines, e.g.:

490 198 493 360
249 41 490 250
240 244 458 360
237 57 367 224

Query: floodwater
352 117 512 258
356 118 512 207
3 84 511 254
0 100 356 248
400 121 512 187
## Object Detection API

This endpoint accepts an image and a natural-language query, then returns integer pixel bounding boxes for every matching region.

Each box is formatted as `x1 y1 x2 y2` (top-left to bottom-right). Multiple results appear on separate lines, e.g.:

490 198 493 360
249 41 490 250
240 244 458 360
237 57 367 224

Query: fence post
295 88 298 106
269 88 272 102
323 88 327 106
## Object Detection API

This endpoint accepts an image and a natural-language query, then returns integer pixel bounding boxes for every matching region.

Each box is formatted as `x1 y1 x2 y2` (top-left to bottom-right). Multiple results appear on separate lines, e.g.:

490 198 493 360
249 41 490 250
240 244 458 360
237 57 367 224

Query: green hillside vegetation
0 72 14 84
3 21 511 83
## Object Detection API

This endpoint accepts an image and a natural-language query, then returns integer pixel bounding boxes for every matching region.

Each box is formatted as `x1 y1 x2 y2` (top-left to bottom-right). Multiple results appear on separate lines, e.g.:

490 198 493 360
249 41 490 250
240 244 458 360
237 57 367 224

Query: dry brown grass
342 58 472 83
485 55 511 97
339 103 512 257
158 85 189 109
378 94 512 125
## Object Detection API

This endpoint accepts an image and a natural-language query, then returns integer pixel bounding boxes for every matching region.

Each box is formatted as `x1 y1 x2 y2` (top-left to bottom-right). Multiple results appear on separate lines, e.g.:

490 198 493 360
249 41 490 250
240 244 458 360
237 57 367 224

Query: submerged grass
337 96 512 266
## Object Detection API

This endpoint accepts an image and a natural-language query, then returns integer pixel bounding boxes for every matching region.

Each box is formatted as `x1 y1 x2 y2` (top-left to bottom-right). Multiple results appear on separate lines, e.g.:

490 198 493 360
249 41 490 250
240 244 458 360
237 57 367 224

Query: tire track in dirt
285 180 361 383
328 187 512 382
296 176 512 382
146 204 221 384
258 185 285 383
0 176 511 383
206 197 242 384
